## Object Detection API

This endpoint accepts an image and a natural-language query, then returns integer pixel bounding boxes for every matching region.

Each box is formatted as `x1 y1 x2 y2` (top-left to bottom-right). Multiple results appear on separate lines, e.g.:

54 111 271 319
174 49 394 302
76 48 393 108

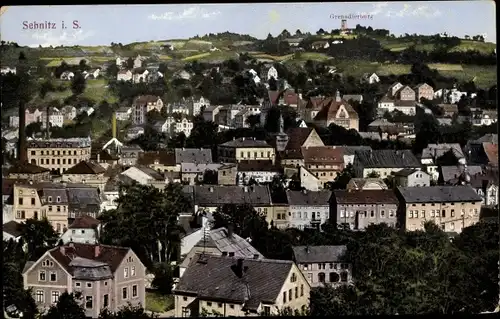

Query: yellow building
12 181 101 234
218 137 276 164
27 137 92 174
397 185 482 233
173 255 310 317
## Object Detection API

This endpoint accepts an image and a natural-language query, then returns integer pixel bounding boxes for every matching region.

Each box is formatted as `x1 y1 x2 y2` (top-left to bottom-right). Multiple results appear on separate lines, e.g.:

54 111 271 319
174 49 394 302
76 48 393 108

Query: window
263 306 271 316
218 303 222 308
183 296 188 301
451 209 455 217
318 263 326 270
290 273 297 282
85 296 93 309
103 294 109 308
230 304 235 309
87 282 92 288
450 222 455 230
75 282 81 287
303 264 308 270
318 272 326 282
370 211 375 217
122 287 128 299
18 198 23 205
288 289 292 301
442 210 446 217
131 266 136 276
50 272 57 282
48 196 52 202
31 198 36 205
329 272 340 282
39 270 46 281
132 285 138 297
340 210 345 218
340 271 348 282
36 290 44 303
124 267 129 278
421 210 425 218
282 291 287 303
51 291 60 304
56 196 61 203
300 284 304 296
409 211 413 218
380 210 385 218
48 206 53 211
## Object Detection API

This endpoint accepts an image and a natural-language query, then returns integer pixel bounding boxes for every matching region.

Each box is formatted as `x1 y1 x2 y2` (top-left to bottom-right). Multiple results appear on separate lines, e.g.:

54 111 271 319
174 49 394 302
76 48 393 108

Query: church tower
274 113 289 152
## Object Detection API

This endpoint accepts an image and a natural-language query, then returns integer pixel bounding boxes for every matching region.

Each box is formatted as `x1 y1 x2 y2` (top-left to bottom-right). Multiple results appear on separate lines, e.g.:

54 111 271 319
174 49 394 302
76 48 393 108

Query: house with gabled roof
60 215 101 245
360 73 380 84
3 220 23 242
305 91 359 131
22 242 146 318
173 254 310 317
62 161 108 191
353 149 421 178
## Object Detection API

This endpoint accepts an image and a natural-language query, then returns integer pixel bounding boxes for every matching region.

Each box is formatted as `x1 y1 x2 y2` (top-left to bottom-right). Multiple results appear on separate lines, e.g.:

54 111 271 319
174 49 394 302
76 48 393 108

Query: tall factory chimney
17 52 28 162
111 112 117 139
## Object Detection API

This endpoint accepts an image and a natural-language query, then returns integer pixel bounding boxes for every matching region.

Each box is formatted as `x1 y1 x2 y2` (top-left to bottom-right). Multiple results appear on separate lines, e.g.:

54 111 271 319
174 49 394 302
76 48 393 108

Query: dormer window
48 196 52 202
56 196 61 203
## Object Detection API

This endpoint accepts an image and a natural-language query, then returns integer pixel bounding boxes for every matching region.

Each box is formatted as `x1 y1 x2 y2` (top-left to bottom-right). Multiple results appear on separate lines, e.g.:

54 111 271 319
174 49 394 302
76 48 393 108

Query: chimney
227 224 234 237
209 186 214 192
111 112 117 139
335 90 341 102
236 258 244 278
94 244 100 258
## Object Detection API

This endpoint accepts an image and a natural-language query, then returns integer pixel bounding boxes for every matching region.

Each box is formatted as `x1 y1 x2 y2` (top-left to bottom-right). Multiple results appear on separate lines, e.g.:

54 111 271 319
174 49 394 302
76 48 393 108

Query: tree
245 114 261 128
295 29 303 36
126 57 134 69
99 183 191 267
43 292 85 319
413 114 442 154
78 59 90 72
280 29 291 38
367 170 380 178
316 28 326 35
325 164 355 190
21 218 59 261
151 262 176 295
212 203 268 241
200 169 218 185
70 72 86 95
99 305 157 319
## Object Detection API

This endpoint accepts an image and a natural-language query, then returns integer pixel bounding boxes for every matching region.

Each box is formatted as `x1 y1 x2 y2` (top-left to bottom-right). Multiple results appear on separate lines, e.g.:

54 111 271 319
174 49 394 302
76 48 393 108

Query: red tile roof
68 215 101 229
64 161 106 175
301 146 344 165
308 97 359 121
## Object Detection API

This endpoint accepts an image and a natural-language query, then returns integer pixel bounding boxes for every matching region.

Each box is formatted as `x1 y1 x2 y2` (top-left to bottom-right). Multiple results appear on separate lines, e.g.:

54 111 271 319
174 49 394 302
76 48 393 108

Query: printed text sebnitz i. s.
22 20 81 30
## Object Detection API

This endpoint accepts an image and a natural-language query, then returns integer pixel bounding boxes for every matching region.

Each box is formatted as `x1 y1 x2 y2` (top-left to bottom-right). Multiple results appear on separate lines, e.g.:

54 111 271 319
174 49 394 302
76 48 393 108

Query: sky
0 2 496 47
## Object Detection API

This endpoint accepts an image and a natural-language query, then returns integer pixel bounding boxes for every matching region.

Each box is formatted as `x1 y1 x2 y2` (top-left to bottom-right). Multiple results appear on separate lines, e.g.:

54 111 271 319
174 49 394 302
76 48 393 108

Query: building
331 189 399 230
160 116 194 137
3 220 23 242
117 70 132 82
175 148 213 165
236 161 281 185
274 127 324 167
5 161 51 181
132 68 149 84
301 146 344 188
360 73 380 84
190 185 273 221
22 243 146 318
217 164 238 185
62 161 108 191
346 178 388 190
13 182 101 233
59 215 101 244
118 145 144 167
218 138 276 164
261 65 278 82
420 143 466 180
173 255 310 317
304 91 359 130
40 107 64 129
120 166 171 189
292 245 351 288
181 163 222 185
413 83 435 102
179 226 264 278
392 169 431 187
115 106 132 121
353 149 421 178
396 185 482 233
27 137 92 175
286 190 331 230
137 151 179 172
131 95 164 125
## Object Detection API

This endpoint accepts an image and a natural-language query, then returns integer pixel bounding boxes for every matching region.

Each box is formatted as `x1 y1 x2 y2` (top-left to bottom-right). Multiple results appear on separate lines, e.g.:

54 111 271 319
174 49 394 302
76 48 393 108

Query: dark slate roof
7 161 49 174
292 245 347 263
333 189 399 204
421 143 465 160
341 146 372 156
355 149 420 168
440 165 483 182
137 151 176 166
175 148 212 164
393 168 420 177
286 190 331 206
174 254 293 308
194 185 272 206
64 161 106 175
397 185 482 203
220 138 272 148
3 220 23 237
45 243 130 275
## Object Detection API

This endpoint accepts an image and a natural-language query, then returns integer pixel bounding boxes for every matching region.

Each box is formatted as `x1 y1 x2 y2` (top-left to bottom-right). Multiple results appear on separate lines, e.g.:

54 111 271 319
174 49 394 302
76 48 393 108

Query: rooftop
292 245 347 263
397 185 482 203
